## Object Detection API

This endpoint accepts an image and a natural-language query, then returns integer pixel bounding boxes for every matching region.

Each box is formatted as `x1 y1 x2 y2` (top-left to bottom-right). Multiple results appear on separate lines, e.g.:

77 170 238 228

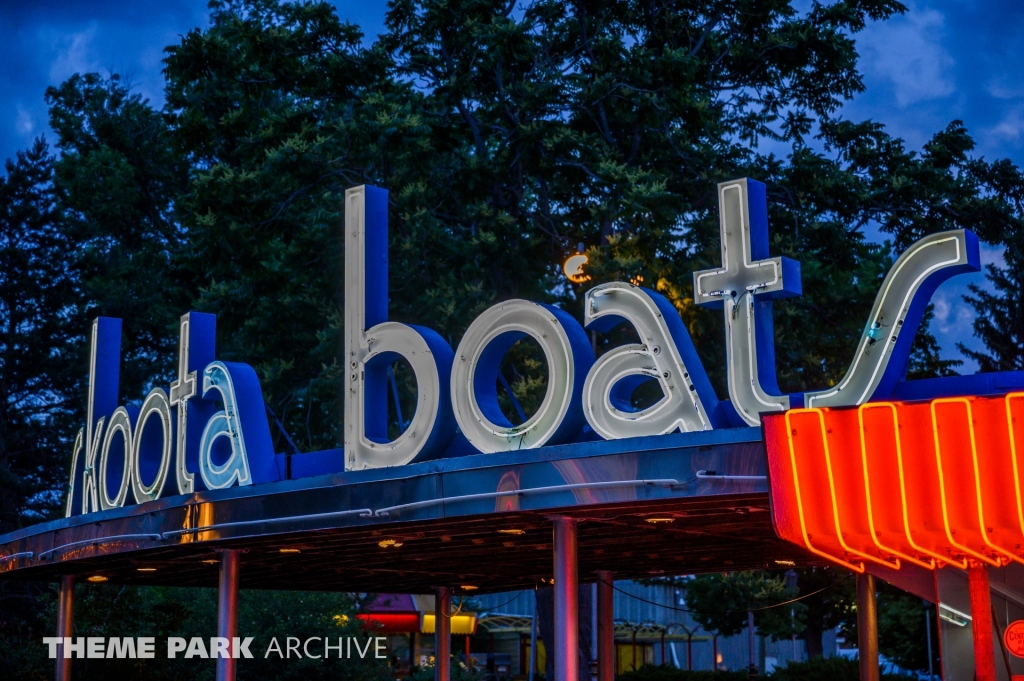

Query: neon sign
763 394 1024 571
65 178 985 515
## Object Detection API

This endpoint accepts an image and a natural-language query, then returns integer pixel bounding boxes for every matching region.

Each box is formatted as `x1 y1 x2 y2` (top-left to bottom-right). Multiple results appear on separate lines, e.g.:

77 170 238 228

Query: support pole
968 562 997 681
529 590 538 681
857 573 879 681
747 610 756 677
436 587 452 681
553 517 579 681
217 549 241 681
924 604 934 681
55 575 74 681
596 571 614 681
592 584 598 681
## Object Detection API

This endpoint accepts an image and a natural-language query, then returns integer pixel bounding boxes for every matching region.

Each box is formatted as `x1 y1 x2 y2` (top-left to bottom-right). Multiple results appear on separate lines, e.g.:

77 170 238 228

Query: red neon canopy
763 393 1024 572
355 613 421 633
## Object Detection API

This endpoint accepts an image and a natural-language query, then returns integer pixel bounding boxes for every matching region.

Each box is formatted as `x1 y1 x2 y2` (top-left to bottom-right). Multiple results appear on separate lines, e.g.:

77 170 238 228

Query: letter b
344 186 456 468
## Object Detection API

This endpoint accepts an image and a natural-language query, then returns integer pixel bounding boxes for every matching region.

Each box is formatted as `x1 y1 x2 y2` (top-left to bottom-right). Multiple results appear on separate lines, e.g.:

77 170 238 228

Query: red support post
968 562 997 681
436 587 452 681
553 517 579 681
216 550 240 681
596 571 614 681
857 573 880 681
55 575 74 681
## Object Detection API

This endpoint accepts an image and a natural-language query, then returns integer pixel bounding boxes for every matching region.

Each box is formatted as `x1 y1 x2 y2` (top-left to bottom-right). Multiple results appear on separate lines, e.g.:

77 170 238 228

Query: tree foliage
0 140 73 534
683 571 796 639
684 568 856 659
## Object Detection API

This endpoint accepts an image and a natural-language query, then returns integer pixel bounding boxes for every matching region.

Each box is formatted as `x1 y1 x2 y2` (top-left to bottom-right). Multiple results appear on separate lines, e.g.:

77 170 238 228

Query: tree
685 568 856 660
0 138 78 679
842 581 941 674
163 0 414 451
874 587 939 674
683 570 802 672
961 242 1024 371
156 0 1024 456
46 72 191 398
788 567 856 659
0 139 74 533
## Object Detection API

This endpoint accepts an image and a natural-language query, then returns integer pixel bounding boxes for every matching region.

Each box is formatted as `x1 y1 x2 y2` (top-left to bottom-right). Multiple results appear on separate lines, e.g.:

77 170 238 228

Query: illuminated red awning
355 613 421 633
763 393 1024 572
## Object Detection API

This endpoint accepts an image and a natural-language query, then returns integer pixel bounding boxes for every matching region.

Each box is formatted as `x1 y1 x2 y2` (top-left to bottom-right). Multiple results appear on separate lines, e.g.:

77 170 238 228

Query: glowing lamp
87 575 108 583
563 254 590 284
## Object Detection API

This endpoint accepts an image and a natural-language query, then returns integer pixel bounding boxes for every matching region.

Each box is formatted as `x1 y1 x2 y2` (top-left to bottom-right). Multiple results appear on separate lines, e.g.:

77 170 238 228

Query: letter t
169 312 216 494
692 179 801 426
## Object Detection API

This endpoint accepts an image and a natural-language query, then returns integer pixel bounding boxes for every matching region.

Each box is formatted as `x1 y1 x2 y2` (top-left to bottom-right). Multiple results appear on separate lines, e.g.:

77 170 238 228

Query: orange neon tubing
1006 393 1024 547
857 402 935 570
930 398 1005 567
784 409 865 573
894 401 966 569
965 395 1024 564
816 408 899 569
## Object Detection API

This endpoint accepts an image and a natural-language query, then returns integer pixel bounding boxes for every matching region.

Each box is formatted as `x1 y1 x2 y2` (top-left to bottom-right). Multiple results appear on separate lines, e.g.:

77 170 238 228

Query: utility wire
481 590 529 613
443 590 528 618
609 573 852 615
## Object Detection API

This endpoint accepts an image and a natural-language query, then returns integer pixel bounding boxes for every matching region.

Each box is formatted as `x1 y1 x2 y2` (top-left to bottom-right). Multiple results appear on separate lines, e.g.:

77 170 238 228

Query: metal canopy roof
0 428 816 594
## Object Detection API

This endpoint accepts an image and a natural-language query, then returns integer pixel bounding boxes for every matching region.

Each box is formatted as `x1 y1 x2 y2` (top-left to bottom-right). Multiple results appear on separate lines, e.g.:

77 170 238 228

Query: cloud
986 106 1024 143
930 289 975 336
987 79 1024 100
980 242 1006 269
932 290 952 326
48 24 100 84
857 6 956 107
14 105 34 136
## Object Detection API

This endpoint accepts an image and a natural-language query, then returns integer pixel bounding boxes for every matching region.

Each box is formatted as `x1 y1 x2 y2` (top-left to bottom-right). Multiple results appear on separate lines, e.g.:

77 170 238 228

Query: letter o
451 300 593 452
99 407 133 510
131 388 173 503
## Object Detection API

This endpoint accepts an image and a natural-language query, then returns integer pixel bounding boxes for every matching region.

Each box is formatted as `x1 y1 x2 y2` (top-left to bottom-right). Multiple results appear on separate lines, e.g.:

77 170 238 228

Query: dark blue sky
2 1 1022 372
